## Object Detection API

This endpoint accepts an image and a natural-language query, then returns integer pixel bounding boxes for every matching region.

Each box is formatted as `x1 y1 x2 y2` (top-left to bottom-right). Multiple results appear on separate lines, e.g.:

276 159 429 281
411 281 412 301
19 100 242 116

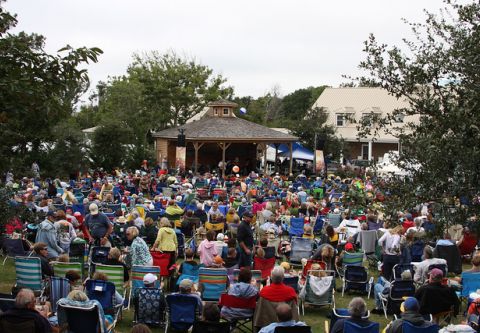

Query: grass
0 258 465 333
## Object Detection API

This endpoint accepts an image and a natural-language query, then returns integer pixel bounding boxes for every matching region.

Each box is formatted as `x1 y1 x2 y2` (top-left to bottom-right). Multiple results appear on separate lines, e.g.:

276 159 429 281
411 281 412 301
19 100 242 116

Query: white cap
143 273 157 284
89 203 99 215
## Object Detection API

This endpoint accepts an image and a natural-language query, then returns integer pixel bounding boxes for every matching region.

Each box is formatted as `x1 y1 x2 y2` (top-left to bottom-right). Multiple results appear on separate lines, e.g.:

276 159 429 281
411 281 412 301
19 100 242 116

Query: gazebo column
263 143 268 175
217 142 231 178
192 142 204 174
289 142 293 175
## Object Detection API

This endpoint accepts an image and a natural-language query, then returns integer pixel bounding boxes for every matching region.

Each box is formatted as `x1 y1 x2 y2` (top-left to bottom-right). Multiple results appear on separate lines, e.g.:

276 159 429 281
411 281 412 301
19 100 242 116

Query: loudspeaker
177 134 186 147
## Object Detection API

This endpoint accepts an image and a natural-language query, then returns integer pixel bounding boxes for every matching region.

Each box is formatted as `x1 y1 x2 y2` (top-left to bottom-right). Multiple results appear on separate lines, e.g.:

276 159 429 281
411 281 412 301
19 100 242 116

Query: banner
175 147 186 172
315 150 325 174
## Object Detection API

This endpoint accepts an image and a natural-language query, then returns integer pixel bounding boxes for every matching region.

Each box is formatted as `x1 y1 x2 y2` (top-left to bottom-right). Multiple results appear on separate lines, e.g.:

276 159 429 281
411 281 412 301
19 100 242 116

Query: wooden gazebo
152 100 298 176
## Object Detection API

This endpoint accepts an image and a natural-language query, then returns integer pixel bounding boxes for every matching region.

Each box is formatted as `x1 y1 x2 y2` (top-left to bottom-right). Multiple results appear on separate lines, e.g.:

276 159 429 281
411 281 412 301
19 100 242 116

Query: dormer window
223 108 229 115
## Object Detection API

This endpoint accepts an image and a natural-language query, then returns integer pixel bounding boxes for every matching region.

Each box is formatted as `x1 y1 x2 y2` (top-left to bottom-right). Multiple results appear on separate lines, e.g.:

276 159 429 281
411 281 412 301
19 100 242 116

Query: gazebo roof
152 115 298 142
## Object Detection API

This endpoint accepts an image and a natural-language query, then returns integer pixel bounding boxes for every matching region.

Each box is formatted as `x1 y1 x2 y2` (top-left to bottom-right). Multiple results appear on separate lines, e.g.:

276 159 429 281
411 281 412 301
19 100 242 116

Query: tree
291 107 344 160
128 51 234 129
90 121 135 172
355 0 480 230
278 86 327 125
0 4 102 174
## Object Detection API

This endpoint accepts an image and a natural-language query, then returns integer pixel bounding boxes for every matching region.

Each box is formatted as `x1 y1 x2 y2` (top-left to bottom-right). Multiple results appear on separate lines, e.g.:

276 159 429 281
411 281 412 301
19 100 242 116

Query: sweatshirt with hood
36 219 64 258
387 311 431 333
198 239 217 266
155 227 178 251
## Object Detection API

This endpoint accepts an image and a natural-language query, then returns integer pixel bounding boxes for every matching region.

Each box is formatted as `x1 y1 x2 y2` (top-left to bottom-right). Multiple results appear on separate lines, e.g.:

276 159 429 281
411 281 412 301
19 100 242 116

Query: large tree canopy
356 0 480 228
0 3 102 175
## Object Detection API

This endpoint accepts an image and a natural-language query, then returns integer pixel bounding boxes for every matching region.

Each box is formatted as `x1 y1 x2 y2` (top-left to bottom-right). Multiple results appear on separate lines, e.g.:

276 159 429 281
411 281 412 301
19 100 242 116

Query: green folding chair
53 261 83 280
94 263 126 302
14 256 44 295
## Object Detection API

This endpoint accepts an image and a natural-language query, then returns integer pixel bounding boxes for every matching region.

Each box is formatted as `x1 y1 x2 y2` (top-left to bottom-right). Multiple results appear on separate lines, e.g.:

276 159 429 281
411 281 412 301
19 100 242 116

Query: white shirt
336 219 361 239
378 231 401 255
414 258 447 283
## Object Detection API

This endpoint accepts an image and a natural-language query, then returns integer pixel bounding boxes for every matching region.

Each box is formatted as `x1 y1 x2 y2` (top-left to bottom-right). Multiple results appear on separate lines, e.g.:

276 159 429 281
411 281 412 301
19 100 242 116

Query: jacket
154 227 178 252
221 282 258 319
35 219 63 258
253 297 299 329
386 311 430 333
198 240 218 266
415 282 460 316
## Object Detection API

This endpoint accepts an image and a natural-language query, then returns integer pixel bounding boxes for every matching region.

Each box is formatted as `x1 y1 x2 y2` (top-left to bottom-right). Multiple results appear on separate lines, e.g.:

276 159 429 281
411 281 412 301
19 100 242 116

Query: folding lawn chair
329 307 370 333
0 293 15 313
88 246 110 276
176 262 202 287
69 238 87 267
336 251 365 278
165 294 199 333
401 321 439 333
301 260 327 279
128 265 161 310
150 251 174 289
134 287 166 326
85 279 122 329
344 320 379 333
146 210 163 221
313 215 325 235
341 265 372 298
175 230 186 260
2 238 30 265
299 270 335 315
253 256 276 281
393 263 415 281
284 276 300 293
93 264 127 303
14 256 44 295
219 293 257 333
326 213 342 228
289 217 305 238
50 276 70 313
379 279 416 318
199 267 228 301
289 237 313 265
53 261 83 280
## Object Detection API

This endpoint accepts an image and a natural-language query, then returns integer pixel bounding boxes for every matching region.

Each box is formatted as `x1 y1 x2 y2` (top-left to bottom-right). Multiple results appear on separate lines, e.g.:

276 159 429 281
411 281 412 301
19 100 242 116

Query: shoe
371 308 383 315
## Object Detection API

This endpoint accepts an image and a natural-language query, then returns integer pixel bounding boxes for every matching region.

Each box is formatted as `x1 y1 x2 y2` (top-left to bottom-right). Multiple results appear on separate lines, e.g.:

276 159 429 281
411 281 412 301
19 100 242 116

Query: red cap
345 243 354 251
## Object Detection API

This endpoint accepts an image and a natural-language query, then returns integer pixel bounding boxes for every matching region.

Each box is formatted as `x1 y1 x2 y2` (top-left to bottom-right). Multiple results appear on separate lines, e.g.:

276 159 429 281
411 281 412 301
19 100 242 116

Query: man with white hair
331 297 375 333
259 266 297 303
0 288 52 332
84 203 112 245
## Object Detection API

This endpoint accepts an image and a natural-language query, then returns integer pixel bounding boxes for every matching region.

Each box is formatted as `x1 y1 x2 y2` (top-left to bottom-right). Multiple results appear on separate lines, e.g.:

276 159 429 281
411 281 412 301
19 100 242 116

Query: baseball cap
143 273 158 284
429 268 443 281
89 203 99 215
400 297 419 312
47 210 56 217
345 243 354 251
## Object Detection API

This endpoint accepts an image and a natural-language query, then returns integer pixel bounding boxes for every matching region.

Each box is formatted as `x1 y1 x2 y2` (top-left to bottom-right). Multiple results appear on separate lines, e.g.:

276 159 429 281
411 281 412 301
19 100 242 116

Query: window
361 144 369 160
214 108 218 115
362 112 381 126
336 114 346 127
223 108 229 115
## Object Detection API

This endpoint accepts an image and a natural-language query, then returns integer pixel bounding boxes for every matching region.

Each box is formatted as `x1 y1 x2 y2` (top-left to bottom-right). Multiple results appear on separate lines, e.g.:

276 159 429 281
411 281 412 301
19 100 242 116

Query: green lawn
0 259 463 333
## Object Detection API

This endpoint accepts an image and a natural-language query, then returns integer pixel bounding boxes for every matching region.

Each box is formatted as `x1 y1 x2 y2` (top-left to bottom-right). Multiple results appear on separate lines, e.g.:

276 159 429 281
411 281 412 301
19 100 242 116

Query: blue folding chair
344 320 379 333
176 230 186 259
57 299 109 333
284 276 300 293
177 262 202 287
289 217 304 237
342 265 371 298
50 276 70 312
402 321 439 333
85 279 122 327
313 215 325 234
290 237 313 264
2 238 29 265
165 294 199 332
146 210 164 221
461 271 480 298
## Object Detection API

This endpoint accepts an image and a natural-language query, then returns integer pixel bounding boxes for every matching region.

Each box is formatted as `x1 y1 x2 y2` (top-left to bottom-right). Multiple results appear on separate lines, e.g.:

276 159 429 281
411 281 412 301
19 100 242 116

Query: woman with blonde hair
152 217 178 265
126 226 153 266
378 223 403 280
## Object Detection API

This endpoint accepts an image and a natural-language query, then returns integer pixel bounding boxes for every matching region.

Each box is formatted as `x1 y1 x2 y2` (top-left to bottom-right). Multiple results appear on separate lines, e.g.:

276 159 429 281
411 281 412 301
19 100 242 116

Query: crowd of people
0 165 479 333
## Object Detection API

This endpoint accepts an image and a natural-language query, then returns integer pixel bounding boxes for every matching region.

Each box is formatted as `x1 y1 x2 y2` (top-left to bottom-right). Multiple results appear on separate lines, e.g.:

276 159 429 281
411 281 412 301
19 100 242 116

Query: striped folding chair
50 276 70 312
128 265 161 309
94 263 126 303
14 256 44 295
52 261 83 280
198 267 228 301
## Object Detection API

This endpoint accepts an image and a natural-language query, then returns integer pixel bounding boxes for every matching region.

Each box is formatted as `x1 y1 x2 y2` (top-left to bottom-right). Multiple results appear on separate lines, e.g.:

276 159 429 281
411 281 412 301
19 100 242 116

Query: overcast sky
5 0 445 102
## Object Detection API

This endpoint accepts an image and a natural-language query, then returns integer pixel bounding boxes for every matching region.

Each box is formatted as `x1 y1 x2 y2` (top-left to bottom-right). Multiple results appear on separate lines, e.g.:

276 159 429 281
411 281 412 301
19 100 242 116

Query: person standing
35 211 64 260
237 211 255 268
84 203 112 246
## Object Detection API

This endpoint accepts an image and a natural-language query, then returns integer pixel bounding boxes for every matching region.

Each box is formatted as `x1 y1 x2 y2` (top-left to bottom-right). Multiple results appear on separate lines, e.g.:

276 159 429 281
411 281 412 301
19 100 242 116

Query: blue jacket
36 219 63 258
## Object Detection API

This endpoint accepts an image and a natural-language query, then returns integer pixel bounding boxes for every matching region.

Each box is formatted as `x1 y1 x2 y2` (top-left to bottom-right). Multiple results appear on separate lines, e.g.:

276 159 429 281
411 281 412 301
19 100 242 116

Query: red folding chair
253 257 276 280
150 251 174 289
219 293 257 333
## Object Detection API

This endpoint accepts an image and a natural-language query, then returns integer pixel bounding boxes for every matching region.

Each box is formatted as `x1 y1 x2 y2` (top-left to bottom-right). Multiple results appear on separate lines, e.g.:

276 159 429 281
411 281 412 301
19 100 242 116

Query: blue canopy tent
269 142 314 161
